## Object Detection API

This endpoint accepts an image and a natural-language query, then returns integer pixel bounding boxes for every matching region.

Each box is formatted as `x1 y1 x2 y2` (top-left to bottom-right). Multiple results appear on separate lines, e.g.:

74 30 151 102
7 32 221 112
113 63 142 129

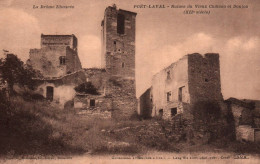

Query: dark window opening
117 14 125 34
159 109 163 118
178 86 184 102
46 86 54 101
90 99 95 107
59 56 66 65
114 41 116 52
167 70 171 79
122 62 125 68
205 78 209 82
167 91 171 102
171 108 177 117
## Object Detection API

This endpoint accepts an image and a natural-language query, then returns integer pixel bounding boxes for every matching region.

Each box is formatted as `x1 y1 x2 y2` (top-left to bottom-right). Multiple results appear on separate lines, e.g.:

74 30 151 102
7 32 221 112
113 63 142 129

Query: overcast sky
0 0 259 99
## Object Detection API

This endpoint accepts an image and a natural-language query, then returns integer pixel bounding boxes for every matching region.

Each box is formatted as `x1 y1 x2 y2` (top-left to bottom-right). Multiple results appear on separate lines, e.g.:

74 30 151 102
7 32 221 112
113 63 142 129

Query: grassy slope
0 95 259 158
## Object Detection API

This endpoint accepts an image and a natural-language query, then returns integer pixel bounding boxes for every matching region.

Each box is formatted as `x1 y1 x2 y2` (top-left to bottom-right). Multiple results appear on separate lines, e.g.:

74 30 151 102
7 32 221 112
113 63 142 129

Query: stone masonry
101 5 137 119
139 53 225 120
27 5 138 119
28 34 82 77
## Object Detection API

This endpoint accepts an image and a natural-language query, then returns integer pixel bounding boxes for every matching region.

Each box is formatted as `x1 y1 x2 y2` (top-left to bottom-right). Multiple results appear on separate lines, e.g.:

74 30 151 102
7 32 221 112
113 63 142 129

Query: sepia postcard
0 0 259 163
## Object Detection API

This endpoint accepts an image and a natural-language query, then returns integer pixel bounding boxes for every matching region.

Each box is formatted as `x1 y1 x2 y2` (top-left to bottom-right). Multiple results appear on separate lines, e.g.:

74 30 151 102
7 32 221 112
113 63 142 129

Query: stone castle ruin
28 34 81 77
138 53 224 119
138 50 260 143
27 5 137 119
25 5 259 142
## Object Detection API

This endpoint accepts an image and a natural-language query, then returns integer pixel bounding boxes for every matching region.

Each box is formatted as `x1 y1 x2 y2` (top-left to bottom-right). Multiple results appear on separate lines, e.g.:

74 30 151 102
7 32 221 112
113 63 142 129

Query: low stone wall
74 94 112 119
77 110 111 119
236 125 255 142
74 94 112 111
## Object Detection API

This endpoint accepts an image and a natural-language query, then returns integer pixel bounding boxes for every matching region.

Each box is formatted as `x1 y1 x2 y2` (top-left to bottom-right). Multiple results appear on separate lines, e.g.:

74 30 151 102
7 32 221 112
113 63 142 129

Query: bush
0 95 84 157
0 54 42 93
22 91 45 101
74 82 99 95
64 100 74 110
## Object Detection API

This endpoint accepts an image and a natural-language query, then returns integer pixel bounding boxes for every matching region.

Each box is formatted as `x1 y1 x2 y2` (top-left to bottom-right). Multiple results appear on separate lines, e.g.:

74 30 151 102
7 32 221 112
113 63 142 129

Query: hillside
0 92 260 159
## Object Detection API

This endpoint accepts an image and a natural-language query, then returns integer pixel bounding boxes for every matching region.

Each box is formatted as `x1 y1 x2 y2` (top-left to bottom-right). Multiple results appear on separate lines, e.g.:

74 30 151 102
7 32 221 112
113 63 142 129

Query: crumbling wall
28 34 81 78
34 70 86 106
74 94 112 111
74 94 112 118
29 47 67 77
225 98 259 142
236 125 255 142
36 83 75 106
101 6 137 119
187 53 231 141
66 48 82 73
151 55 189 119
106 77 137 119
77 110 111 119
138 87 152 118
188 53 223 103
59 70 86 85
84 68 107 94
102 6 136 79
40 34 77 50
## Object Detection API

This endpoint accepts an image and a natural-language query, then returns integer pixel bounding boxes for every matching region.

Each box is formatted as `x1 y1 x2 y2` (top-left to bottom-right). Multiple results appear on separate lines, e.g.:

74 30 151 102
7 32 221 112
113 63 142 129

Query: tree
0 54 41 94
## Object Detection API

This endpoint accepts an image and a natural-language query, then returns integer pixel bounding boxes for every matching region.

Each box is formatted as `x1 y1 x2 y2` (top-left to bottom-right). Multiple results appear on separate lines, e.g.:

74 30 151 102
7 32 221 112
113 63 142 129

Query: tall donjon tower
101 5 137 119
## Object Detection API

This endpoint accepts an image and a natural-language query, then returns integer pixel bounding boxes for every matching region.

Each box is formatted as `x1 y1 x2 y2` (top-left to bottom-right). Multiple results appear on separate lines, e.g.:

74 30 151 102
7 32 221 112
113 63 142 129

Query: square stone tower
28 34 82 78
101 5 137 119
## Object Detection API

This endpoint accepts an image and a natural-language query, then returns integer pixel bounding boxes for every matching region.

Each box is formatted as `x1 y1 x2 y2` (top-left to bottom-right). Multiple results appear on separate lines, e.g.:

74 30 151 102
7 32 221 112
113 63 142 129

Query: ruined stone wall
34 70 86 106
138 87 153 118
186 53 232 141
102 7 136 79
106 77 137 119
225 98 260 142
77 110 112 119
66 48 82 73
229 104 253 127
236 125 255 142
74 94 112 112
84 68 107 94
41 34 77 50
101 6 137 119
147 53 225 122
188 53 223 104
29 47 67 77
59 70 86 85
151 55 190 119
29 47 81 78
